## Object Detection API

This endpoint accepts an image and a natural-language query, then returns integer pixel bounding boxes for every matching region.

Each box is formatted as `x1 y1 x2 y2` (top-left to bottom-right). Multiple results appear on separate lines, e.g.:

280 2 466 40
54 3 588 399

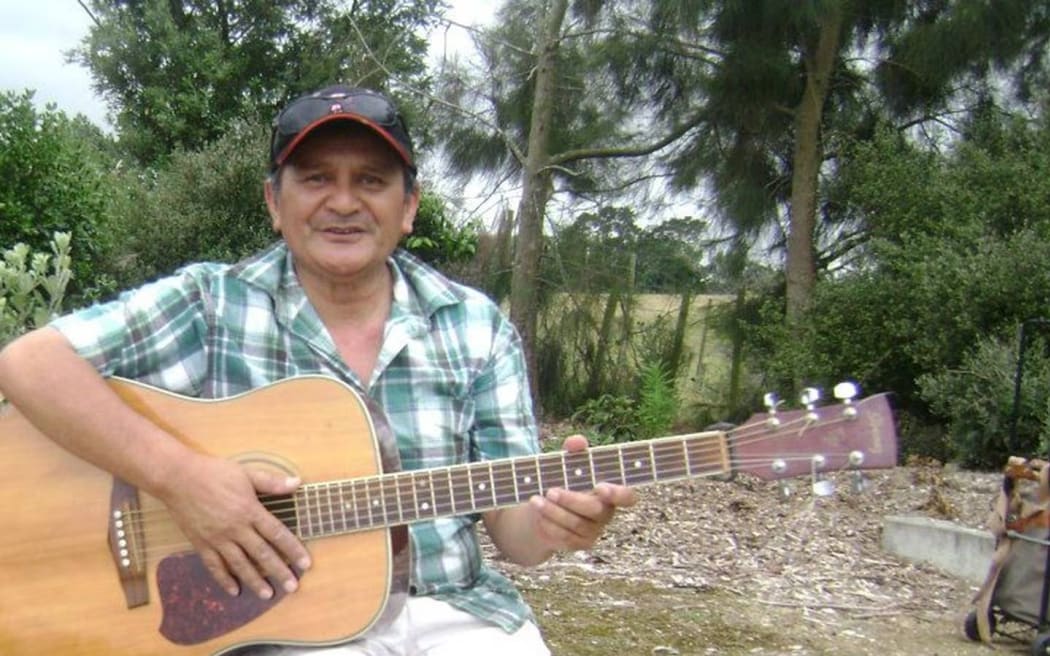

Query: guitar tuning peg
848 450 869 493
834 381 860 419
763 392 782 429
800 387 821 422
771 459 791 501
810 454 835 496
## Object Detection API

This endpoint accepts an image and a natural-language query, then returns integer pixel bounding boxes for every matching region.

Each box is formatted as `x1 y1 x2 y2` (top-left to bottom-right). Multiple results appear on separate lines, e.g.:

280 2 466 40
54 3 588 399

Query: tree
739 105 1050 460
431 0 706 409
645 0 1050 330
72 0 441 163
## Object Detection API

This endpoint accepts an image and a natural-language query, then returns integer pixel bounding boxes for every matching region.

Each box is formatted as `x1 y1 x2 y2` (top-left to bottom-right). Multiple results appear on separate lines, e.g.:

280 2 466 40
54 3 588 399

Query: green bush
102 121 276 289
0 90 115 303
571 393 638 445
919 334 1050 469
0 233 73 345
737 115 1050 464
404 192 479 267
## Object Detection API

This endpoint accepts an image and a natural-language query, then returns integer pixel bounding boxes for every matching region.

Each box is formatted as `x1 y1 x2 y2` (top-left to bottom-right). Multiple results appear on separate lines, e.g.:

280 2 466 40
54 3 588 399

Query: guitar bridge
109 477 149 608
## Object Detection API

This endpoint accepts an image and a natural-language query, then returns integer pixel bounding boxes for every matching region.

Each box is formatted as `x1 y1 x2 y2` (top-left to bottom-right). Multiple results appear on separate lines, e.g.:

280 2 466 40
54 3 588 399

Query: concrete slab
882 515 994 584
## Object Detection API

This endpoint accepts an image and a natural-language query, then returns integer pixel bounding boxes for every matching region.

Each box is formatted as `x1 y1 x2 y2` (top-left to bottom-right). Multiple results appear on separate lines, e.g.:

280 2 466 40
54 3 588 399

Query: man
0 85 636 655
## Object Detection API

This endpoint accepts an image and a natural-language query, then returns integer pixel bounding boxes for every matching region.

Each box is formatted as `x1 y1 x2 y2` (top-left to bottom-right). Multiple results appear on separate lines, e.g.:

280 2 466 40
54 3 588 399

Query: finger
248 469 301 495
595 482 638 508
218 540 274 600
533 492 601 545
547 487 613 523
562 434 589 452
254 500 312 572
255 515 311 583
529 495 592 550
199 548 240 597
245 531 301 595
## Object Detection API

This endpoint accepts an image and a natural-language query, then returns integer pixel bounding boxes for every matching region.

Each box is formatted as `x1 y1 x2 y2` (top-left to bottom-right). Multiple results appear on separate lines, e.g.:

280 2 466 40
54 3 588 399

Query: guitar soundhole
157 552 287 645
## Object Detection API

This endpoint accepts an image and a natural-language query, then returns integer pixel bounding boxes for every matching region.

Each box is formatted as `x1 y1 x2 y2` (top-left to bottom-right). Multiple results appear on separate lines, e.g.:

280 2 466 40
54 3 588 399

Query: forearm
0 327 195 498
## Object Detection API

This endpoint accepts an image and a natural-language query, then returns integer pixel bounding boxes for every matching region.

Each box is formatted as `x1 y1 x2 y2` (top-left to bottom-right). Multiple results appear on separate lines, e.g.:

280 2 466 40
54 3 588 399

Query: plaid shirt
51 242 540 632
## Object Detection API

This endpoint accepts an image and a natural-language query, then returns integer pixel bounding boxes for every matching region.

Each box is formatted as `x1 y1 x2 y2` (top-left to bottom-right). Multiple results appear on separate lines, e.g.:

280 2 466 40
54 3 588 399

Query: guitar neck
290 431 731 539
285 392 898 540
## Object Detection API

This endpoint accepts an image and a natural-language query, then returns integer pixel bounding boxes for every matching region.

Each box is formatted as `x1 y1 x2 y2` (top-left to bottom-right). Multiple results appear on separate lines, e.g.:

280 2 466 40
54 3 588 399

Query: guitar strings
111 409 867 555
106 448 873 562
113 409 856 532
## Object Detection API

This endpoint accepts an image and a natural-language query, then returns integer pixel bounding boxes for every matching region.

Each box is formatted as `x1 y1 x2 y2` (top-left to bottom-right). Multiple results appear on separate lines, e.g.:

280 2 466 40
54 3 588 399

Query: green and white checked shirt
51 242 540 632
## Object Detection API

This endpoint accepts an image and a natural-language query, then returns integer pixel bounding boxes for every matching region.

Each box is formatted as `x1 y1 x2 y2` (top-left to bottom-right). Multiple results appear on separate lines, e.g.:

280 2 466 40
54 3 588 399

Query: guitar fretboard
291 431 729 539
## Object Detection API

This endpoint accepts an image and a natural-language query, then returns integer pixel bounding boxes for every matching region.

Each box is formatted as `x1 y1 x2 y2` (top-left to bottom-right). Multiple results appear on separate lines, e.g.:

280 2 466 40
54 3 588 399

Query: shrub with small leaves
571 393 639 445
0 232 72 345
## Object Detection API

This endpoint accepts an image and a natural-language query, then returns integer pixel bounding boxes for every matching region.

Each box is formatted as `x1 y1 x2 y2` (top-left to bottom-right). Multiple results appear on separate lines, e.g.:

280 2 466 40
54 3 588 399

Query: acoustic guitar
0 376 896 655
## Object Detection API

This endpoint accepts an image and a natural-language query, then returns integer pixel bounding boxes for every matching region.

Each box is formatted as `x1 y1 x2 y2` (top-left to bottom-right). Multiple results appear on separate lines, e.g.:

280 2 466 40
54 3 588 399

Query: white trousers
266 597 551 656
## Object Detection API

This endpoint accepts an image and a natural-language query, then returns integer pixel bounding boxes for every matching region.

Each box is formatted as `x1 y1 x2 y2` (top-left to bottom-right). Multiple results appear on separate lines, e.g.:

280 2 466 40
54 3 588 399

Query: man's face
265 123 419 291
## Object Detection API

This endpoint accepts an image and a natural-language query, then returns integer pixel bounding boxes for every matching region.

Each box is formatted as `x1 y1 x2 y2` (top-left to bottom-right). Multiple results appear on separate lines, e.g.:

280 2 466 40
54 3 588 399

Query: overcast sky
0 0 495 130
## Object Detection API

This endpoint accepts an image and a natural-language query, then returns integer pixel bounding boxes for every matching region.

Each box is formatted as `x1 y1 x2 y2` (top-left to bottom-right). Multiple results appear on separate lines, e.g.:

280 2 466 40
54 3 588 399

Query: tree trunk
694 298 714 381
588 290 620 398
785 4 844 326
667 290 693 377
727 287 746 414
510 0 568 414
617 252 637 368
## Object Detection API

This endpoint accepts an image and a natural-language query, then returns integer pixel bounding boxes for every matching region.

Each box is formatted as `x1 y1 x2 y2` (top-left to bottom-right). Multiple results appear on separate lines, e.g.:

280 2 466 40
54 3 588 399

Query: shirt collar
228 242 466 324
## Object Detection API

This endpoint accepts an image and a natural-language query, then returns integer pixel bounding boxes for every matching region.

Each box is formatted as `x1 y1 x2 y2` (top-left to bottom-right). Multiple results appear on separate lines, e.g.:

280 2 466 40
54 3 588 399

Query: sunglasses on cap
269 86 415 172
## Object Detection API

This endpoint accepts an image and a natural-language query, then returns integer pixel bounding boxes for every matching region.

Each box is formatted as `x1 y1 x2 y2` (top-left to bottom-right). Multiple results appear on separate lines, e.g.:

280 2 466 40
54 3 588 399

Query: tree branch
438 17 533 57
549 112 706 166
76 0 101 27
346 15 528 166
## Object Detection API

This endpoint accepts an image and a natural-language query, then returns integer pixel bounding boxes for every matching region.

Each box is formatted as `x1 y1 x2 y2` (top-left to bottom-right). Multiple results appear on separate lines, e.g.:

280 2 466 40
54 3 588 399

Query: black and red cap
269 85 415 173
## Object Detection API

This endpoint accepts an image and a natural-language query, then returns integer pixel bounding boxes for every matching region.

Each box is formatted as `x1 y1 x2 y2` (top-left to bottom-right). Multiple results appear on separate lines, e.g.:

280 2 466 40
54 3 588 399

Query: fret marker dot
574 468 583 477
372 500 380 507
478 483 487 491
422 502 430 511
523 476 532 484
634 460 643 469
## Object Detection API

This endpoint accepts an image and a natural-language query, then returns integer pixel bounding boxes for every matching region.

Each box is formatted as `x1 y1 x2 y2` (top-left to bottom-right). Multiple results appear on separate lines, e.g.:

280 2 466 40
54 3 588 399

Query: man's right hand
157 453 311 599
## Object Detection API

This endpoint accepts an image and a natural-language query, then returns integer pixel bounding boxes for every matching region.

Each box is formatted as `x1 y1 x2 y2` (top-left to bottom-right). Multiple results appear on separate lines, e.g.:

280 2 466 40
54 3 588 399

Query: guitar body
0 376 409 656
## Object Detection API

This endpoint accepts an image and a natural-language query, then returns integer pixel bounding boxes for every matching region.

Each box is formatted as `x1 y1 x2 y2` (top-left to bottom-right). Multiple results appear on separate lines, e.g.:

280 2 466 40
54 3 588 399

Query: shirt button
409 585 418 595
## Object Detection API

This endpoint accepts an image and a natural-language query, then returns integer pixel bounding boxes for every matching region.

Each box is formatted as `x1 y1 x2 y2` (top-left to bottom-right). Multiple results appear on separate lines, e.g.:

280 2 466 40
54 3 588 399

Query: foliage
571 393 639 446
568 359 681 445
738 109 1050 462
433 2 671 192
918 335 1050 469
636 0 1050 321
545 207 709 295
73 0 442 164
100 121 277 289
0 90 116 302
636 218 710 294
637 361 678 439
403 192 480 267
0 234 73 345
547 207 641 293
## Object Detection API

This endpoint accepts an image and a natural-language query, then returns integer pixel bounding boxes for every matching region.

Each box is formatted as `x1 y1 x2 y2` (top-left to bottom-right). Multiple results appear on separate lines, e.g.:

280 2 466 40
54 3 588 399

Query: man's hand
158 453 311 599
526 434 638 552
484 434 638 565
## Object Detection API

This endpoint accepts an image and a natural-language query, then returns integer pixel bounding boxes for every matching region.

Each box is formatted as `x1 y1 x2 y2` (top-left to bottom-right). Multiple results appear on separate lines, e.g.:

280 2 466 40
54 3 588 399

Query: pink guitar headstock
727 382 898 489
